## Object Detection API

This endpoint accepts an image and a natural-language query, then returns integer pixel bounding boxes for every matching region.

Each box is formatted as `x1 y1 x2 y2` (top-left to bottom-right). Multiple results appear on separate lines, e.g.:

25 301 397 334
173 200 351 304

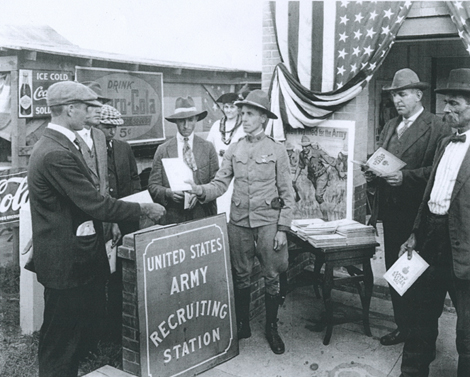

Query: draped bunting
267 1 412 139
447 1 470 55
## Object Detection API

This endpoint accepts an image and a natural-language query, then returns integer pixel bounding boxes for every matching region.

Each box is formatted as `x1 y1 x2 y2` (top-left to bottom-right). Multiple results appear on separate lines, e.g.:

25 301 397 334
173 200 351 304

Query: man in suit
148 96 219 224
186 90 294 355
398 68 470 377
96 104 142 342
28 81 165 377
365 68 449 346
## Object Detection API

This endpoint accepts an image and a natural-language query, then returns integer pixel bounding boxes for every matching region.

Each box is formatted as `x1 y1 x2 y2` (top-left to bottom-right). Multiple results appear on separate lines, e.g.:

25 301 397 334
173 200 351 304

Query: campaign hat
300 135 312 146
234 89 278 119
382 68 429 92
435 68 470 94
47 81 102 107
165 96 207 123
216 93 241 104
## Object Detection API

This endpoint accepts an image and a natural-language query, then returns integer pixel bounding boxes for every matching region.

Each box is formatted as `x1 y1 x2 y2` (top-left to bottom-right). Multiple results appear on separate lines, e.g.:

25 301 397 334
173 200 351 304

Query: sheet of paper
162 158 193 191
383 250 429 296
121 190 153 203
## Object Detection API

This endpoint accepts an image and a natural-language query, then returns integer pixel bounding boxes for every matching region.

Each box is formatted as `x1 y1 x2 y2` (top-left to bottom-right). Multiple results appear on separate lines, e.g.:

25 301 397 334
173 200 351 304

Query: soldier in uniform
187 90 294 355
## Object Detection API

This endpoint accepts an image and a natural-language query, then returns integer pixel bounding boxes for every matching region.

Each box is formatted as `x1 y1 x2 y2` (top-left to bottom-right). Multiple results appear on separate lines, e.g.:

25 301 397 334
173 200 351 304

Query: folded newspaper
352 147 406 176
383 251 429 296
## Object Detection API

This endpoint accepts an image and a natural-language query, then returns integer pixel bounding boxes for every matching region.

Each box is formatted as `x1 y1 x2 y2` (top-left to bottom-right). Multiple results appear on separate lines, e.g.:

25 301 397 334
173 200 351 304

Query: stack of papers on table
335 220 377 246
307 234 347 248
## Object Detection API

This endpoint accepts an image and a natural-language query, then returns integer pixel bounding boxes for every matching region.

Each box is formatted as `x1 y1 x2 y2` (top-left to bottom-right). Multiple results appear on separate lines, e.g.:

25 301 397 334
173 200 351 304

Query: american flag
267 1 412 139
447 1 470 54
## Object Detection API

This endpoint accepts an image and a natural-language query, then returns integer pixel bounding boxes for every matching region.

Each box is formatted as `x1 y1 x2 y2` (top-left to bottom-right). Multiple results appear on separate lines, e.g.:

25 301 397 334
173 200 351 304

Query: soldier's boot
265 293 285 354
235 287 251 340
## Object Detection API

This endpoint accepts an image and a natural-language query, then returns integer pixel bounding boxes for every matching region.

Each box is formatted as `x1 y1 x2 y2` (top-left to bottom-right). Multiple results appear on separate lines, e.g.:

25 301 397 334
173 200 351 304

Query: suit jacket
75 127 108 197
148 135 219 224
413 134 470 280
28 128 141 289
372 110 448 221
108 139 141 199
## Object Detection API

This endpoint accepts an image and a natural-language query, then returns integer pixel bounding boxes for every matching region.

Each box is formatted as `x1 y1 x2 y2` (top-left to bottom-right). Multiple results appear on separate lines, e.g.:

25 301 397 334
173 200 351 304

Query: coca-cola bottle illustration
20 71 32 116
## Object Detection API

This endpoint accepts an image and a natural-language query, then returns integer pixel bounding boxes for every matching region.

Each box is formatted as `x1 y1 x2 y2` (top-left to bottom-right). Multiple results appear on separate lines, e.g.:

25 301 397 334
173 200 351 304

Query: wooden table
288 233 378 345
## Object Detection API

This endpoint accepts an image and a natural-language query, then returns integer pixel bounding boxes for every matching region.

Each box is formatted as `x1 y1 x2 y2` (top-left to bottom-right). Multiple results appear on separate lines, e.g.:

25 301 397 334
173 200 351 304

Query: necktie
107 141 113 156
73 138 82 153
183 137 198 171
397 119 412 139
450 133 466 143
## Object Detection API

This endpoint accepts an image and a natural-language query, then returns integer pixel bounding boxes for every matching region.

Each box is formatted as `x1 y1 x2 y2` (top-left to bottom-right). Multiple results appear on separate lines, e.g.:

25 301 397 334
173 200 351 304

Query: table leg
362 258 373 337
312 255 324 299
322 263 334 345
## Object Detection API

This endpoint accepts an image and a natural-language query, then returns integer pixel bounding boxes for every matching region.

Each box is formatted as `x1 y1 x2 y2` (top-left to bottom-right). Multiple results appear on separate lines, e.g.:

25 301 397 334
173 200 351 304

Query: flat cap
47 81 103 107
100 105 124 126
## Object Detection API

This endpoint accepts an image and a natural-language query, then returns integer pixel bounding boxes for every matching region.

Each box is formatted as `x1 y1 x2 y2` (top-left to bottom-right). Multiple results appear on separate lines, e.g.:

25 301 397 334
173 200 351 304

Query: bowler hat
234 90 278 119
47 81 102 107
382 68 429 92
165 96 207 123
300 135 311 146
435 68 470 94
82 81 112 102
100 105 124 126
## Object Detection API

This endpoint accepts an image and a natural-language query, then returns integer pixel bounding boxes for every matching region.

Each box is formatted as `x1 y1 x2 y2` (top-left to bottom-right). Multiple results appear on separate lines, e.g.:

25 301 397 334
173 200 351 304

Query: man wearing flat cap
148 96 219 224
28 81 165 377
187 90 294 355
365 68 449 347
398 68 470 377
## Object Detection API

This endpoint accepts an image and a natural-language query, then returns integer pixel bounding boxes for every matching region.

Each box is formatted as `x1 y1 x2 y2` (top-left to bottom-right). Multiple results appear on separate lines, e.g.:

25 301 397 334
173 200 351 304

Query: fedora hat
300 135 312 146
81 81 112 103
382 68 429 92
235 90 278 119
165 96 207 123
435 68 470 94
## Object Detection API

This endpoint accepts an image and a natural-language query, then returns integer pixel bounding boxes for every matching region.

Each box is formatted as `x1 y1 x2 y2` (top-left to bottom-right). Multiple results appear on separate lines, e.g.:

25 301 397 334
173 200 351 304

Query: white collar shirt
396 107 424 138
428 129 470 215
176 132 195 159
47 123 79 150
76 127 93 150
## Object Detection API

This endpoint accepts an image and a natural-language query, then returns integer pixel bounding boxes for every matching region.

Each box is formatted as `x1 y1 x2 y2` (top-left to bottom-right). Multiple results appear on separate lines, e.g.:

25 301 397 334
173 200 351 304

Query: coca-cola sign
19 69 73 119
0 169 29 228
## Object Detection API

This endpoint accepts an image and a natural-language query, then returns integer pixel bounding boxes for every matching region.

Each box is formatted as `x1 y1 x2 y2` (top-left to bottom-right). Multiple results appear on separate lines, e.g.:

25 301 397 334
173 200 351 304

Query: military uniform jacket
202 133 294 229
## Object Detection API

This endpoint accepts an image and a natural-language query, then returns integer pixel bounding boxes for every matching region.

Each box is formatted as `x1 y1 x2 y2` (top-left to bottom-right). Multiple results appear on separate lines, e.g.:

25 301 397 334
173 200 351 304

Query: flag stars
381 25 391 35
338 49 348 59
352 46 361 56
455 1 463 10
355 13 364 23
340 15 349 25
337 66 346 75
364 45 373 55
339 32 349 42
369 62 377 70
340 1 349 7
337 82 344 89
366 28 376 38
384 8 394 19
370 10 378 20
212 103 218 111
404 1 412 8
354 29 363 39
362 62 369 69
396 15 404 24
351 63 358 73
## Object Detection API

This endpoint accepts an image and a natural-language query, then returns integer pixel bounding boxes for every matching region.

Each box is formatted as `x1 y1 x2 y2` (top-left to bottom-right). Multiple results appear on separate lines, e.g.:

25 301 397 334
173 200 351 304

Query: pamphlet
121 190 153 204
353 147 406 176
383 251 429 296
162 158 193 191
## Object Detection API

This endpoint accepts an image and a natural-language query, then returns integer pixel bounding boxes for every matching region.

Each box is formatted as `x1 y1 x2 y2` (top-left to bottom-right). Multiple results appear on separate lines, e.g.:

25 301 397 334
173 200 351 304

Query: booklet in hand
383 250 429 296
352 147 406 177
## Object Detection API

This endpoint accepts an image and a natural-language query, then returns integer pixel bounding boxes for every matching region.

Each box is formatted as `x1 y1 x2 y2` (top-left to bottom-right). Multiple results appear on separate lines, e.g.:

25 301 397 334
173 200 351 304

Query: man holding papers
148 96 219 224
398 68 470 377
365 68 448 346
186 90 294 355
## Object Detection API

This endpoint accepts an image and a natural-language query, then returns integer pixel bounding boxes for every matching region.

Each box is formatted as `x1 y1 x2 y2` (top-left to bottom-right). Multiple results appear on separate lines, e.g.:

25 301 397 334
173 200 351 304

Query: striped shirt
428 130 470 215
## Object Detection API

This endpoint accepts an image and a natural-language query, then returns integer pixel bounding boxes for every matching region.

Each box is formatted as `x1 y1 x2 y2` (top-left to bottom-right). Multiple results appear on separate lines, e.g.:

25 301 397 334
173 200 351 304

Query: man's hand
165 188 184 202
140 203 166 222
184 180 203 196
398 233 417 260
111 223 122 247
363 169 377 183
274 231 287 251
383 171 403 187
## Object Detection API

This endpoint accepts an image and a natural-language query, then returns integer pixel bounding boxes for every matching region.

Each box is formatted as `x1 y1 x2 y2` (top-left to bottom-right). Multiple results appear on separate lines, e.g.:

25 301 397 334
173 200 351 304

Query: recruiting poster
285 120 355 221
76 67 164 144
18 69 73 118
0 168 29 228
134 215 238 377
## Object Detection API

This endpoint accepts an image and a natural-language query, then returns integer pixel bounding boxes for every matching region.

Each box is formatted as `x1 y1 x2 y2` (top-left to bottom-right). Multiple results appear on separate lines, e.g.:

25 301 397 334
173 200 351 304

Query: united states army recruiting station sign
134 215 238 377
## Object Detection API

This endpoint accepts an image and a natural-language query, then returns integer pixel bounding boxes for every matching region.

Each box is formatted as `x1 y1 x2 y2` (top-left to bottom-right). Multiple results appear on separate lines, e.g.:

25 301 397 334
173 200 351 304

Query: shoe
380 328 409 346
237 320 251 340
266 321 285 354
